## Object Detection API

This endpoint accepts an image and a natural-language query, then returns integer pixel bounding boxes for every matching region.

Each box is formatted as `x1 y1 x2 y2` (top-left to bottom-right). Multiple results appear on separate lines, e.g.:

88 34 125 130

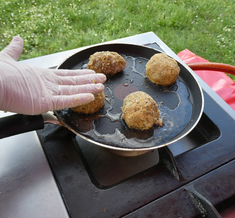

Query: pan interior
56 45 197 149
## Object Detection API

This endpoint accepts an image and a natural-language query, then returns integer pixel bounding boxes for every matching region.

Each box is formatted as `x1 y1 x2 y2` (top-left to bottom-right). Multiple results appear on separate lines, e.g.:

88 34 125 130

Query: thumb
0 36 23 61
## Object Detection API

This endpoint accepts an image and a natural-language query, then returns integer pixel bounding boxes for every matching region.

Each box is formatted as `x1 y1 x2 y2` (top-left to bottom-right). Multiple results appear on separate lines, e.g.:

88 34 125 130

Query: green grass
0 0 234 77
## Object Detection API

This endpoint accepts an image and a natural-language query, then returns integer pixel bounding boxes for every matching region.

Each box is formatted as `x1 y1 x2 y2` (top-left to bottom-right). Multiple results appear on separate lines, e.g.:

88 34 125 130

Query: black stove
37 43 235 218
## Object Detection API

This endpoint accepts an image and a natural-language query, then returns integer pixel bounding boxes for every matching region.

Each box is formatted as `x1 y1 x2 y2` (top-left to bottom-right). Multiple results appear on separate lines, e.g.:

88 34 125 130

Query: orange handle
187 62 235 76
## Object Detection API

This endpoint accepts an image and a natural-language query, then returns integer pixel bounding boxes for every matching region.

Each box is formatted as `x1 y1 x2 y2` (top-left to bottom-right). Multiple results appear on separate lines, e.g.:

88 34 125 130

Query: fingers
0 36 23 61
51 93 95 110
59 83 104 95
53 69 96 76
57 73 107 85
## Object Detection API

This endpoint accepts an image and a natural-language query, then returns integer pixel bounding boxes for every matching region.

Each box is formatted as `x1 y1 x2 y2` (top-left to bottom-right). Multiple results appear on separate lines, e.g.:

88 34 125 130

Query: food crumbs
93 80 97 83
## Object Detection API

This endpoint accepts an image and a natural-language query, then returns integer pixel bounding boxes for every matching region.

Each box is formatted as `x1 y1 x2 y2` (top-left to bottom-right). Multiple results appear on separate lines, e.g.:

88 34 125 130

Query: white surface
0 112 69 218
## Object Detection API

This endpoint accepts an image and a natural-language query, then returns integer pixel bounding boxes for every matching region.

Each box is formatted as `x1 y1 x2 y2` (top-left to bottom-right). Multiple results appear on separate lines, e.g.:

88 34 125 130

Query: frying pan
0 43 204 156
55 43 204 156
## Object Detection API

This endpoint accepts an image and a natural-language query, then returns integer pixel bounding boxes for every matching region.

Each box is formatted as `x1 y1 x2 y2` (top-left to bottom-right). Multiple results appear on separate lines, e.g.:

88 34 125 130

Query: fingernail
13 36 22 42
97 73 107 80
87 93 95 101
96 84 104 90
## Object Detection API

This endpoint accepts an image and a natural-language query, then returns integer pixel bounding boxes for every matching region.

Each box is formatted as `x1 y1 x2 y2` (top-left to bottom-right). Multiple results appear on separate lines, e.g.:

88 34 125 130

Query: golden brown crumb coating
71 92 105 114
87 51 126 77
146 53 180 86
122 91 160 130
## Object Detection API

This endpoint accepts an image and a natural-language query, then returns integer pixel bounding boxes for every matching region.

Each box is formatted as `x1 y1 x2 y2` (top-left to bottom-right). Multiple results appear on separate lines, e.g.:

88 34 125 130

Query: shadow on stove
74 136 160 188
74 112 220 188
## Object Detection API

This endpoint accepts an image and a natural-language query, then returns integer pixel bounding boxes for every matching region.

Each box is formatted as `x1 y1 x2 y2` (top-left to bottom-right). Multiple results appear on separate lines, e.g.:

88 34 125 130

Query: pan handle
0 114 44 139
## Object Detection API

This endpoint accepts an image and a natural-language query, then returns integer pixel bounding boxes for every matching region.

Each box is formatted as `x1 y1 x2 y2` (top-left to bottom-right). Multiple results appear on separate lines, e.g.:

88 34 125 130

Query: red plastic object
220 205 235 218
178 49 235 110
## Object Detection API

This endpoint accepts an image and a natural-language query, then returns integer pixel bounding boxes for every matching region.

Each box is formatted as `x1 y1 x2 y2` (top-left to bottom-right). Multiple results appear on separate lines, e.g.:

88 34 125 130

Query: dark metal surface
55 43 204 151
37 87 235 217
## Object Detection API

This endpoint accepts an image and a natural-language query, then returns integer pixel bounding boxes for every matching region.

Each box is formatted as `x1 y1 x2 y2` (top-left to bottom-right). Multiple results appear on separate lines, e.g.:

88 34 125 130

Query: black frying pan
0 43 204 156
55 43 204 153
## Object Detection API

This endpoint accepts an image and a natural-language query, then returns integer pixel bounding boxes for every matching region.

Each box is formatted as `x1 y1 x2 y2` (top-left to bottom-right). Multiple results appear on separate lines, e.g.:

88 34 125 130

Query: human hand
0 36 106 115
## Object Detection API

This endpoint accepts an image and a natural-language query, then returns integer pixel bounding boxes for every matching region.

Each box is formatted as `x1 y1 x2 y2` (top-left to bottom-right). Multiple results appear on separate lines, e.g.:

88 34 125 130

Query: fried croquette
71 92 105 114
87 51 126 77
146 53 180 86
122 91 160 130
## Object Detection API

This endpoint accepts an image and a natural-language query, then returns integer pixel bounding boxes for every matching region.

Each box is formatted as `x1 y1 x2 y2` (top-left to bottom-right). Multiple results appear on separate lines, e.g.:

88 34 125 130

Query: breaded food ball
146 53 180 86
71 92 105 114
87 51 126 77
122 91 160 130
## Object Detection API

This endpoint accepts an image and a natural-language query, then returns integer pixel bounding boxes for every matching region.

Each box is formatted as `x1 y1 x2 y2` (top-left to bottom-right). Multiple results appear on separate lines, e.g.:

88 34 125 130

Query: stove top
37 42 235 218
